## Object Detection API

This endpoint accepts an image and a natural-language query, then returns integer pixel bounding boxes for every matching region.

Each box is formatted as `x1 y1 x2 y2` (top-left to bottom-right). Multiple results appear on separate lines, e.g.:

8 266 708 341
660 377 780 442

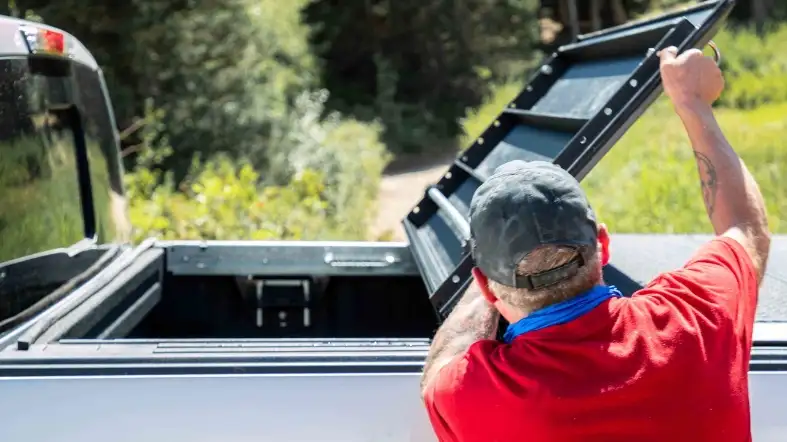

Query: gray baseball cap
469 160 598 289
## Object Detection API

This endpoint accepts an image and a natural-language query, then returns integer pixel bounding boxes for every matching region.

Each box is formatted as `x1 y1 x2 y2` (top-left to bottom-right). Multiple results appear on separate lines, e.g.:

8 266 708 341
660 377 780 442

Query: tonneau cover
402 0 737 319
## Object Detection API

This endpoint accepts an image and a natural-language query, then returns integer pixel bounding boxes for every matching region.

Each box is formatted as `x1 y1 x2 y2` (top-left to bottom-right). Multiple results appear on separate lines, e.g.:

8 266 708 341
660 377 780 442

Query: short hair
487 244 602 312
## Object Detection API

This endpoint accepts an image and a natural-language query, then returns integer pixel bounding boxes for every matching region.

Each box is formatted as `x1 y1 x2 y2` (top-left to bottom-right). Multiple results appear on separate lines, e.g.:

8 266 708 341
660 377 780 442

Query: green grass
583 98 785 233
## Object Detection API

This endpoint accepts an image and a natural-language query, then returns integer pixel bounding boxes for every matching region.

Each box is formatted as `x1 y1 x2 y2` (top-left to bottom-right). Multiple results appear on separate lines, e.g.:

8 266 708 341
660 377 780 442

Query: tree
14 0 318 179
303 0 540 155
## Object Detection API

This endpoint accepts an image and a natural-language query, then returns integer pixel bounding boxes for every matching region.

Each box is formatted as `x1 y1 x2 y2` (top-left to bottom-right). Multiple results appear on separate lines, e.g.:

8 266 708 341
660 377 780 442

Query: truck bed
0 235 784 442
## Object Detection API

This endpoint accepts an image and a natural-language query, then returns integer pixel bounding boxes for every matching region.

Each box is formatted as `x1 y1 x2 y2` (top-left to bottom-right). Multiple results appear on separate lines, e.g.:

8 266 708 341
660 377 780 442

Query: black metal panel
403 0 736 320
46 248 164 341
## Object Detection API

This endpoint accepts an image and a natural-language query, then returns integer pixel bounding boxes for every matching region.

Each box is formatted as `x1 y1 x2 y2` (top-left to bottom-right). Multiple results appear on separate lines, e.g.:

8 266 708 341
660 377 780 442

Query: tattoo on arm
420 282 499 394
694 151 718 217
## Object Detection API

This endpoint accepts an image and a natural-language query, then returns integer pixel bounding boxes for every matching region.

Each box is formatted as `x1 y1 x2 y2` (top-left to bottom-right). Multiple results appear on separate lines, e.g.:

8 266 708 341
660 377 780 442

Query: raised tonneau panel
402 0 736 319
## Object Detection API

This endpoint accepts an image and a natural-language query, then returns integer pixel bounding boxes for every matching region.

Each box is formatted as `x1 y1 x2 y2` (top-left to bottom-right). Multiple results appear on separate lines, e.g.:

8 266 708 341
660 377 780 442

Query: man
420 46 771 442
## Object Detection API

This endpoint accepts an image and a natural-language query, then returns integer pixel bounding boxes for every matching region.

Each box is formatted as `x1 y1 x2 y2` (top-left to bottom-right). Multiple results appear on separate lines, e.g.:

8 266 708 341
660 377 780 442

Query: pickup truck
0 1 784 441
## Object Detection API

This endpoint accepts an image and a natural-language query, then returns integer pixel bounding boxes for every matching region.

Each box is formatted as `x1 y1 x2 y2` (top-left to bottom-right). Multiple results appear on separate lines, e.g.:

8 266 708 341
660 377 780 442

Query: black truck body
0 2 785 441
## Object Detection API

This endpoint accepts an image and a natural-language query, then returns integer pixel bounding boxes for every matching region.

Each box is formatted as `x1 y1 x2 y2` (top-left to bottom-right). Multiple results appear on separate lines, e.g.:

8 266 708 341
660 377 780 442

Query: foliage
125 91 388 242
727 0 787 24
126 155 334 242
633 0 694 17
712 23 787 109
17 0 319 179
8 0 787 248
254 89 389 238
117 12 787 242
302 116 390 238
303 0 541 155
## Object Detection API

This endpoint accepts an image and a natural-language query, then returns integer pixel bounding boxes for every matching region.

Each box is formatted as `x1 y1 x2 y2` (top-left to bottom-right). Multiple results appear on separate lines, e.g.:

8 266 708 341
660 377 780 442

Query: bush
263 90 390 239
126 155 334 242
126 90 389 242
712 24 787 109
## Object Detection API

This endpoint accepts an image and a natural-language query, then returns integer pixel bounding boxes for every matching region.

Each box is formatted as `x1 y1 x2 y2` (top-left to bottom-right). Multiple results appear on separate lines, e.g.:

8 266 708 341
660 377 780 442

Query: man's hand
658 46 724 107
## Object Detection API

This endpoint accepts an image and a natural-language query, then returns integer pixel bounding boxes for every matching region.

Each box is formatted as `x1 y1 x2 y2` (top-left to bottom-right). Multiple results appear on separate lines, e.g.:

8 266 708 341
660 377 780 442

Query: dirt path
370 153 454 242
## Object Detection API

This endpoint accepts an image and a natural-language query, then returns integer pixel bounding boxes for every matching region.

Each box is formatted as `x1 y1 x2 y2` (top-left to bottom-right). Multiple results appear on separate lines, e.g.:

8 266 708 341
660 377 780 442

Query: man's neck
517 279 606 317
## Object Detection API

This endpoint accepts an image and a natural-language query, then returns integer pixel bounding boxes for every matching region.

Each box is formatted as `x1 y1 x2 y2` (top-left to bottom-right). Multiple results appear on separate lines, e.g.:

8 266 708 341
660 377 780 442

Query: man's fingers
682 48 705 59
657 46 678 62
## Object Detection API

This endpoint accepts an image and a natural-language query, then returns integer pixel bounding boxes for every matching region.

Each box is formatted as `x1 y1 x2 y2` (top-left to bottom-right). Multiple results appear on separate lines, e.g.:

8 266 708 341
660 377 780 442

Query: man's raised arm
659 47 771 282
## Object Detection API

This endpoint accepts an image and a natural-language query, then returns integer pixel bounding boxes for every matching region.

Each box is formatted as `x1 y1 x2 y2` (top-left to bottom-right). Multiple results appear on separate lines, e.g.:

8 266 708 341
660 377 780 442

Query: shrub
712 24 787 109
126 155 333 242
263 90 390 239
126 90 389 242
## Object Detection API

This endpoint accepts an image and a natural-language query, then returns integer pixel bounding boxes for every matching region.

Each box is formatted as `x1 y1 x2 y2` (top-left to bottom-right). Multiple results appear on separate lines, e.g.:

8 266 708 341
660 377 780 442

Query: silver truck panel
0 366 786 442
0 373 436 442
750 372 787 441
163 241 420 276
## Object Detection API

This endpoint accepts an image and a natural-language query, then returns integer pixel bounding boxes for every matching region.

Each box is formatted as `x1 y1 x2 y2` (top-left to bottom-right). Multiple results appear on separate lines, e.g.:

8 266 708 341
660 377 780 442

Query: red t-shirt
423 237 758 442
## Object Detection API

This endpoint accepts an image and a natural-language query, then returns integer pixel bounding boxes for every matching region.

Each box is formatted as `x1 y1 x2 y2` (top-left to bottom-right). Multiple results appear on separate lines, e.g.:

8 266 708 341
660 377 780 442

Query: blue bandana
503 285 622 344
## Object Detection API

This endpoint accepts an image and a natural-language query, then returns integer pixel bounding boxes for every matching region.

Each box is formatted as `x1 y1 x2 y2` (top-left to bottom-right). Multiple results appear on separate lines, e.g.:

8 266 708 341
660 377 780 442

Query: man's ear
597 223 610 266
472 268 526 323
471 268 498 304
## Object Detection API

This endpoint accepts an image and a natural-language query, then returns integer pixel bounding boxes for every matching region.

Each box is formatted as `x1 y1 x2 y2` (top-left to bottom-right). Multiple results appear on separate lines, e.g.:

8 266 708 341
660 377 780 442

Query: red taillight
20 25 67 56
40 30 64 54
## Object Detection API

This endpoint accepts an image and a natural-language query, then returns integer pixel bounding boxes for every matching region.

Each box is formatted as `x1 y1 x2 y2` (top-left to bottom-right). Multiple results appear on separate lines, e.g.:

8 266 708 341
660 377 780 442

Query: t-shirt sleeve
422 340 501 442
633 236 759 339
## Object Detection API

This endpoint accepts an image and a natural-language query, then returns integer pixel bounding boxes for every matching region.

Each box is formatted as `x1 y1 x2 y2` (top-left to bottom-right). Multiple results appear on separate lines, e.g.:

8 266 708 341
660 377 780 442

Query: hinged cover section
403 0 736 319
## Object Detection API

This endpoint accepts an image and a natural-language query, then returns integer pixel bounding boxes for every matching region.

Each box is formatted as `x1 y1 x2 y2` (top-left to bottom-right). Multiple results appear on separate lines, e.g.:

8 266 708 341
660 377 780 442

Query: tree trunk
590 0 601 31
610 0 628 25
751 0 767 35
565 0 580 40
